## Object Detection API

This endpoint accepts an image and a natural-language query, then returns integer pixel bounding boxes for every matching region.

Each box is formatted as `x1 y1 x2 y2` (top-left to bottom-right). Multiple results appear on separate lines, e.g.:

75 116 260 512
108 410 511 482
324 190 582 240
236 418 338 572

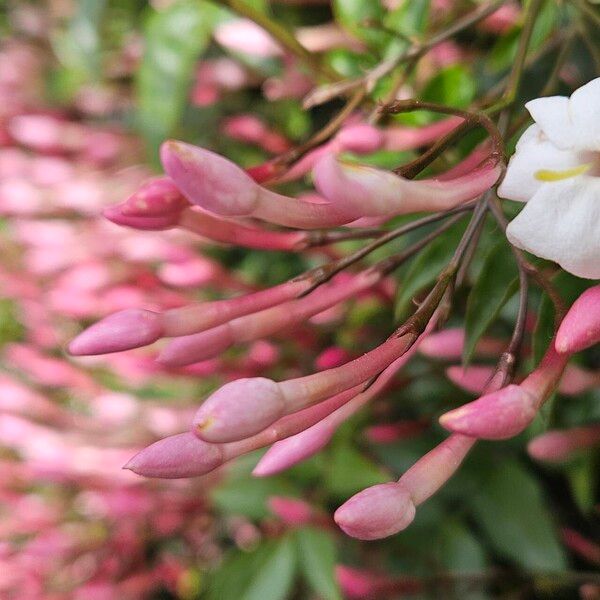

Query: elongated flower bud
119 176 188 217
68 309 163 356
446 365 495 394
193 332 416 443
161 141 356 228
528 424 600 463
313 154 501 219
123 432 224 478
267 496 314 526
253 328 428 476
417 327 505 360
335 434 474 539
69 278 311 356
440 345 568 439
555 284 600 354
159 271 380 366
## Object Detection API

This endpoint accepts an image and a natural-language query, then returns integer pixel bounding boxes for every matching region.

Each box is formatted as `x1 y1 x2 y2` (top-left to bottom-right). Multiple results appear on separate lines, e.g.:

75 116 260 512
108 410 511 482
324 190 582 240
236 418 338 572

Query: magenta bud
103 205 180 231
160 140 260 217
334 482 416 540
123 432 224 478
555 285 600 354
68 309 163 356
439 384 538 440
120 177 188 217
193 377 286 443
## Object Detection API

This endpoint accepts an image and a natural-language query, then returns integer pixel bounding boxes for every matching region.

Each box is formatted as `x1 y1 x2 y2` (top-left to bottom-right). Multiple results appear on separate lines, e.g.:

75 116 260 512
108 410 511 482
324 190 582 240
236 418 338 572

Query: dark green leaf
394 219 465 321
470 461 567 570
422 65 476 108
295 527 342 600
463 241 519 364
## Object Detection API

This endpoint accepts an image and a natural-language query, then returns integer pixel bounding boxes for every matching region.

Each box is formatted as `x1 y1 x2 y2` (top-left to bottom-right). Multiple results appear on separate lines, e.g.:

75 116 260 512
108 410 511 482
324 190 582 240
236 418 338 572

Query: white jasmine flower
498 77 600 279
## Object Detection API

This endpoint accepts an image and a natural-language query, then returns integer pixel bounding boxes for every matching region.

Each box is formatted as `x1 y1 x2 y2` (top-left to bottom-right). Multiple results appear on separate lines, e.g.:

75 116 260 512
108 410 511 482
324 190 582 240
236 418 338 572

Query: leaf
326 442 389 499
136 0 216 161
422 65 476 109
212 475 295 520
438 520 487 572
207 538 297 600
332 0 386 49
295 527 342 600
52 0 107 80
240 537 297 600
394 219 466 322
470 460 567 570
384 0 430 38
463 241 519 364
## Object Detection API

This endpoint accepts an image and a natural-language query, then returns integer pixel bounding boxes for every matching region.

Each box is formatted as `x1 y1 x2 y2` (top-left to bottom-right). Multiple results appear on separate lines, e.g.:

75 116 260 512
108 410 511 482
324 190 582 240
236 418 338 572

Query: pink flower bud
439 384 538 439
364 420 428 444
103 205 180 231
441 345 569 439
160 140 355 228
267 496 314 526
555 285 600 354
562 528 600 566
335 124 384 154
334 482 416 540
335 566 421 599
558 364 600 395
193 332 416 443
313 153 501 219
119 177 188 217
68 309 163 356
417 327 505 359
123 432 224 478
527 425 600 463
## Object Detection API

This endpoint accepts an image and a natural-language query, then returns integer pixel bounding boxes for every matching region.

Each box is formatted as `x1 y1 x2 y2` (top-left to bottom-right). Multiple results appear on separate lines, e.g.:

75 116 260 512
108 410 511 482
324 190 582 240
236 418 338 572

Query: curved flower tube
252 322 432 476
313 153 501 219
334 434 475 539
124 386 362 478
161 141 358 229
158 270 381 366
68 277 311 356
192 331 418 443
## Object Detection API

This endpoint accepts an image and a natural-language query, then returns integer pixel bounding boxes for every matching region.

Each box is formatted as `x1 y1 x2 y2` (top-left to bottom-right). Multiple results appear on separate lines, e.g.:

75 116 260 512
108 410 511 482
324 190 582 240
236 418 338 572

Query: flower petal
497 125 587 202
525 96 577 150
506 176 600 279
568 77 600 152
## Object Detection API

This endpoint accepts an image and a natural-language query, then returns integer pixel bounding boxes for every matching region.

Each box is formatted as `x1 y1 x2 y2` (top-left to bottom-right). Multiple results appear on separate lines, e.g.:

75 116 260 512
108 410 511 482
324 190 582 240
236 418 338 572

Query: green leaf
326 442 389 498
394 219 466 321
332 0 386 49
567 455 598 514
240 537 297 600
52 0 107 80
295 527 342 600
212 475 295 520
384 0 430 38
136 0 216 162
470 461 567 570
463 241 519 364
207 538 296 600
422 65 476 109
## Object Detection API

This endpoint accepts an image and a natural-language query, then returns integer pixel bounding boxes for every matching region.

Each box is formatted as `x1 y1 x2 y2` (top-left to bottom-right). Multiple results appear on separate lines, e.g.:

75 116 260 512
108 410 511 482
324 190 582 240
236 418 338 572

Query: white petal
525 96 577 150
506 176 600 279
568 77 600 152
497 125 588 202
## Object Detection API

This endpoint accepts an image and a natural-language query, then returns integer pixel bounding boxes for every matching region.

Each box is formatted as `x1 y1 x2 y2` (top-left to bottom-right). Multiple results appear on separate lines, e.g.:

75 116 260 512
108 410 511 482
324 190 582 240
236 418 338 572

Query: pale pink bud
103 205 180 230
267 496 314 526
335 124 384 154
439 384 538 439
214 19 282 58
68 308 163 355
160 140 355 228
527 425 600 463
222 115 290 154
441 345 568 439
381 117 462 152
193 333 416 443
417 327 505 360
123 432 223 478
119 176 188 217
446 365 495 395
314 154 501 219
555 285 600 354
334 482 416 540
